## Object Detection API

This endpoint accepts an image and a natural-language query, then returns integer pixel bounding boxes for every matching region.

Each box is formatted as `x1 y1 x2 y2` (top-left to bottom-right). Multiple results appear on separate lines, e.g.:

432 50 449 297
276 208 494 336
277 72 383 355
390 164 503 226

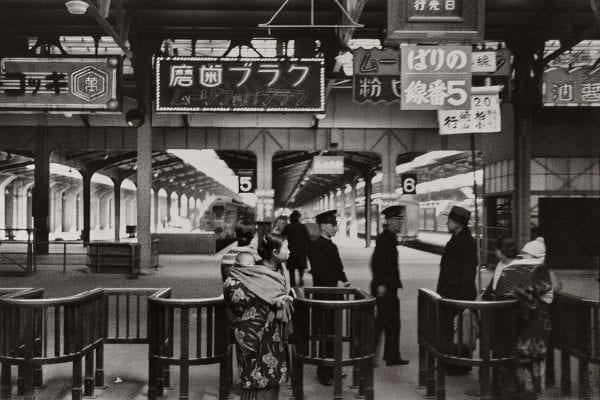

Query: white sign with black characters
438 86 502 135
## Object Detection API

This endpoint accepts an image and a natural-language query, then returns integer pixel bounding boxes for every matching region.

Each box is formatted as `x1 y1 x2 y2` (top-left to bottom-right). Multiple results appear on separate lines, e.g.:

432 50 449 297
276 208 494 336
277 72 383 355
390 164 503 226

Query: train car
351 198 419 242
199 197 255 250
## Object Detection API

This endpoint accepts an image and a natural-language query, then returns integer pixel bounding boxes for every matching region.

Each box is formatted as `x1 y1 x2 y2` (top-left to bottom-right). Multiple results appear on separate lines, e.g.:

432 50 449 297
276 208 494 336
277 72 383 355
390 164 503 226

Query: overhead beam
84 0 132 58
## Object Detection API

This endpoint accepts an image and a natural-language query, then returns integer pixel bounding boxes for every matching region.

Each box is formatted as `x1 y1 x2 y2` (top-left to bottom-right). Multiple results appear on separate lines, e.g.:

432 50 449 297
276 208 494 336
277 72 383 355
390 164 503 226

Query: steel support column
33 127 50 254
81 172 91 245
363 171 373 248
113 179 122 241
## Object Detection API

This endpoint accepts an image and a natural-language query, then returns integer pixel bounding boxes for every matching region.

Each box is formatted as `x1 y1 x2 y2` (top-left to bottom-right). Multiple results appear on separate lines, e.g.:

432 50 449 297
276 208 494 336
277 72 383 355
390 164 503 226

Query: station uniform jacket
370 229 402 293
437 227 478 300
309 235 347 286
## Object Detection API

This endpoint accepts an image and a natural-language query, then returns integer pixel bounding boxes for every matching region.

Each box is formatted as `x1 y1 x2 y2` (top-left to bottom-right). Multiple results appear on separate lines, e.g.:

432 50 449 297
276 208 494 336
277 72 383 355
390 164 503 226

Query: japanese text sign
353 48 401 103
156 57 324 112
387 0 484 43
312 156 344 175
400 45 471 110
438 86 501 134
0 57 120 111
542 66 600 107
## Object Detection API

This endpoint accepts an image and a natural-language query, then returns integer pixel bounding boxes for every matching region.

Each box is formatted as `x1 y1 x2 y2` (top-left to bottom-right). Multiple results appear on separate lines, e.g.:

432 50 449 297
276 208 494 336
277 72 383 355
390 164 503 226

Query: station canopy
1 0 599 207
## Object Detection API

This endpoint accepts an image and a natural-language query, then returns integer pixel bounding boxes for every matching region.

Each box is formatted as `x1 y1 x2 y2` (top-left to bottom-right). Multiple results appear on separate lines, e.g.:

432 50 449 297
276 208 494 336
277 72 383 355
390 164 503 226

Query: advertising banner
156 57 325 112
0 57 120 111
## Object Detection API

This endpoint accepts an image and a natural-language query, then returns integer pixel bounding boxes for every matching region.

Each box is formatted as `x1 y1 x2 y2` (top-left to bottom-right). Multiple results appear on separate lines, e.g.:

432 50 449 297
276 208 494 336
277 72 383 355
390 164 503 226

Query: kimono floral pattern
223 277 288 389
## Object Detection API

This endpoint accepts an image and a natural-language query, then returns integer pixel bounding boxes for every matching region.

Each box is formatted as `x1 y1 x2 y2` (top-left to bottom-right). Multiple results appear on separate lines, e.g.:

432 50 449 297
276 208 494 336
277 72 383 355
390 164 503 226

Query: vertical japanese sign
542 66 600 107
438 86 502 134
0 57 120 111
352 48 401 103
387 0 484 43
156 57 324 112
400 45 471 110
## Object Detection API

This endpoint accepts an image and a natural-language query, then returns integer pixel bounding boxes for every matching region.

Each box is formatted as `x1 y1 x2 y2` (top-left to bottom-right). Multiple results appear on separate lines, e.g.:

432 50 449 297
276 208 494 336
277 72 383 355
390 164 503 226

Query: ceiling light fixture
65 0 89 15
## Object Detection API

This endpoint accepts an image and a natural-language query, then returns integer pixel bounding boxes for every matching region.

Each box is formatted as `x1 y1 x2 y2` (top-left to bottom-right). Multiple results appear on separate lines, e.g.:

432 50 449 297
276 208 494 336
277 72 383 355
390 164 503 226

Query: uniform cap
382 205 404 219
315 210 338 225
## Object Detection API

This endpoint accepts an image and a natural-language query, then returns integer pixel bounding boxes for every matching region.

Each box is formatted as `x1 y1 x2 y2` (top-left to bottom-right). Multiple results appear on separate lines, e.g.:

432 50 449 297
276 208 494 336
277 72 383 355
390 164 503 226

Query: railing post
333 308 343 400
545 342 555 387
180 307 190 400
63 242 67 273
1 363 11 399
561 350 571 396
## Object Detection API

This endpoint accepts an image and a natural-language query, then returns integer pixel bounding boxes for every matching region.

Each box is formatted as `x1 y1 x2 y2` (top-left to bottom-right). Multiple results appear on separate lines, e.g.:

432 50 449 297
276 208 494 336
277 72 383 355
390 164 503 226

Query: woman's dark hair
235 219 255 246
495 236 519 259
258 233 286 260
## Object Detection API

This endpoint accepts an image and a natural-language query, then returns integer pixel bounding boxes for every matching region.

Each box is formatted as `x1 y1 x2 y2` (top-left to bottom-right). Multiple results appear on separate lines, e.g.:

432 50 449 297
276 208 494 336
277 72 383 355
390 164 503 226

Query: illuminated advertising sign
156 57 325 112
0 57 120 111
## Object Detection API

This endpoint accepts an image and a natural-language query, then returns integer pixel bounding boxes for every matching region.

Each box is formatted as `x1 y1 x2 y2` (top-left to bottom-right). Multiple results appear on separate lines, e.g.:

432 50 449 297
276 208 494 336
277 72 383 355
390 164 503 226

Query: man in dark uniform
308 210 350 385
370 205 409 366
436 205 478 375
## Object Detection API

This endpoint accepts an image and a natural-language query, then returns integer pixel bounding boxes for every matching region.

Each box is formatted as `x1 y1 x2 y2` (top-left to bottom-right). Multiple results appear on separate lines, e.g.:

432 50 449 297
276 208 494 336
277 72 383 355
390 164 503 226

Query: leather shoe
386 358 409 366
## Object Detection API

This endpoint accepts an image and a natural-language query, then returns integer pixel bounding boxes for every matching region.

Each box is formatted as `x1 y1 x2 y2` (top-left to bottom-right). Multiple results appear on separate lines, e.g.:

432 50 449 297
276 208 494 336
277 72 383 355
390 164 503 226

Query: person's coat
282 221 310 271
436 227 477 300
308 236 347 286
370 229 402 293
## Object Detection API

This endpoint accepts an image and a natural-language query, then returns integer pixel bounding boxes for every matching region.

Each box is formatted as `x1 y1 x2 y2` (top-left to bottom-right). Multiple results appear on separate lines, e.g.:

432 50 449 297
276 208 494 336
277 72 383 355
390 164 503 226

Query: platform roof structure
0 0 598 209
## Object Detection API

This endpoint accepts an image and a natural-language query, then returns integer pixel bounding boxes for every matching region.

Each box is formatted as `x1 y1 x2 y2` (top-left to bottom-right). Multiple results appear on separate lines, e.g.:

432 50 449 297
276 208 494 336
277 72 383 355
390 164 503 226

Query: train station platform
1 242 598 400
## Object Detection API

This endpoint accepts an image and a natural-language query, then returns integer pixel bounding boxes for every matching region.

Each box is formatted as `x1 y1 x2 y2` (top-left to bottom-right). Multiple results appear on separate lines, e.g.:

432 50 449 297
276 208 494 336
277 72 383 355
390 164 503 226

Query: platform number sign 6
401 174 417 194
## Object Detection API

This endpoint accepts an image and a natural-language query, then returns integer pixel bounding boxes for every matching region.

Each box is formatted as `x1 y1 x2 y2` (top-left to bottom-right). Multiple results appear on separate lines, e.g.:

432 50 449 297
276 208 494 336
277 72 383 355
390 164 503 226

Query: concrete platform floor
1 237 598 399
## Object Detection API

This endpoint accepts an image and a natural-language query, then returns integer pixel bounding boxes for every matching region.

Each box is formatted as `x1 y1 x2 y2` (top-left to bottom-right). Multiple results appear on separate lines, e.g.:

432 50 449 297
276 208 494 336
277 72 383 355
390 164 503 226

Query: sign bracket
259 0 364 31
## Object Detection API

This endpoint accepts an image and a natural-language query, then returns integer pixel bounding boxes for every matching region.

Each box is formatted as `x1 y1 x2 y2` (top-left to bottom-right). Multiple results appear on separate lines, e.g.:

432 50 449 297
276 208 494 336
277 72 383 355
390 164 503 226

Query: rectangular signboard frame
156 57 325 112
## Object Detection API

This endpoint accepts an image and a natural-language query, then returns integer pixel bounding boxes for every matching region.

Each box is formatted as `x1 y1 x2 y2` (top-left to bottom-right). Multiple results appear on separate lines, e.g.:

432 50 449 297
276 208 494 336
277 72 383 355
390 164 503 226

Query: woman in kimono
223 233 293 400
482 236 553 400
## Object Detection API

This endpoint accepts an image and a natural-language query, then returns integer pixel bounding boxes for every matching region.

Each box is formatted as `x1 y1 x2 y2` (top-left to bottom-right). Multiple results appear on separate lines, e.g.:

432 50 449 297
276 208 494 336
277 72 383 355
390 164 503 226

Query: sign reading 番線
400 45 471 110
312 156 344 175
438 87 501 134
156 57 324 112
0 57 120 111
387 0 484 44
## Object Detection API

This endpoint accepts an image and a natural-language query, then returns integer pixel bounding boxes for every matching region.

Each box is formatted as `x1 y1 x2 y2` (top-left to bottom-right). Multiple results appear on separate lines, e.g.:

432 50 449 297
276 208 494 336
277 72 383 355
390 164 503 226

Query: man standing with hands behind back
370 205 409 366
308 209 350 385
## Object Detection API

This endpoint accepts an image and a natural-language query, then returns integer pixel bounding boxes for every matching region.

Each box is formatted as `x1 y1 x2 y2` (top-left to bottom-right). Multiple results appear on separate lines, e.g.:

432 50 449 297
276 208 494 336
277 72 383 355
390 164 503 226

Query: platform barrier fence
417 288 519 400
147 291 231 400
0 287 168 400
546 291 600 399
291 286 376 400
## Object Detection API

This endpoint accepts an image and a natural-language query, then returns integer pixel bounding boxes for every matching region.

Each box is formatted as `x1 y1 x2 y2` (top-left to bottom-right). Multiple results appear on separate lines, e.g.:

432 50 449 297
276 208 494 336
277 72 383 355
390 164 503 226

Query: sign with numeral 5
237 170 256 193
401 174 417 194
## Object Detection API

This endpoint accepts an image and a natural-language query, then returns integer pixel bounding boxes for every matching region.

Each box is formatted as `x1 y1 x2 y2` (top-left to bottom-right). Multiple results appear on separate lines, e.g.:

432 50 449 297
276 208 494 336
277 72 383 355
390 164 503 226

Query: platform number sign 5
401 174 417 194
237 170 255 193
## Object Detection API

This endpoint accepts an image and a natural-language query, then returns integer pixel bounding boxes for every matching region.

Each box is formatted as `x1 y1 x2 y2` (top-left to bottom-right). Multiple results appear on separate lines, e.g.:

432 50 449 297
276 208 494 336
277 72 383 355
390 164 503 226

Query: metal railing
291 287 376 400
147 291 231 400
0 287 169 400
546 291 600 399
417 288 519 400
0 228 35 275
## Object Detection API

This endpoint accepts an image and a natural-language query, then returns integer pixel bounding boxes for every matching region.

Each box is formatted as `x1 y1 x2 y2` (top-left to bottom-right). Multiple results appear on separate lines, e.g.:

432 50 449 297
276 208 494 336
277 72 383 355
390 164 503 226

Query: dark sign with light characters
387 0 484 43
156 57 325 112
0 57 121 111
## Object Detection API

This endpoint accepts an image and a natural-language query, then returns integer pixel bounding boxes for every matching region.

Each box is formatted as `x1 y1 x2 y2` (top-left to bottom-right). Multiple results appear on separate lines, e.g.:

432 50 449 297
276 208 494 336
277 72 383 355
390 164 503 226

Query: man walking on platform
436 205 478 375
309 209 350 385
282 210 311 287
370 206 409 366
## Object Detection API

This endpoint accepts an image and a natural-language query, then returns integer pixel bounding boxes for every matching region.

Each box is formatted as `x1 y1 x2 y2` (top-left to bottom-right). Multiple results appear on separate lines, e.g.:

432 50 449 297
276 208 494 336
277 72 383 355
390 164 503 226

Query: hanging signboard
156 57 325 112
312 156 344 175
542 66 600 107
400 45 472 110
401 174 417 194
0 57 121 111
473 49 511 76
352 48 401 103
387 0 485 44
438 86 502 134
237 169 256 193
